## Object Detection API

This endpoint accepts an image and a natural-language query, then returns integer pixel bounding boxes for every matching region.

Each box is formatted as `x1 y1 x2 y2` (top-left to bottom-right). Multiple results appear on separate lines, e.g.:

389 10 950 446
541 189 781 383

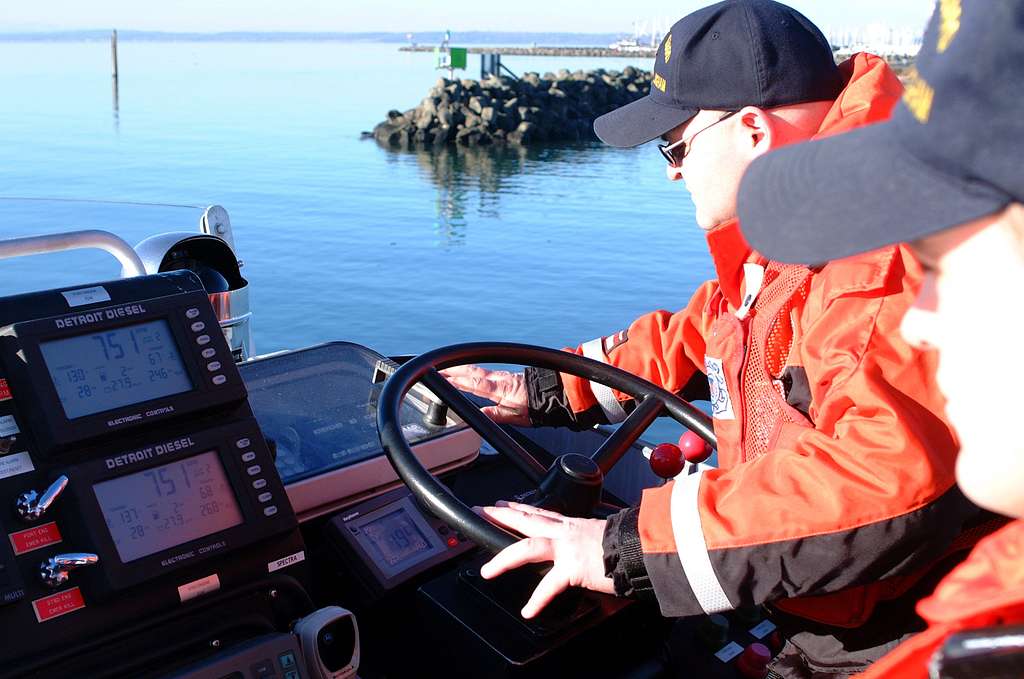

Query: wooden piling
111 30 119 111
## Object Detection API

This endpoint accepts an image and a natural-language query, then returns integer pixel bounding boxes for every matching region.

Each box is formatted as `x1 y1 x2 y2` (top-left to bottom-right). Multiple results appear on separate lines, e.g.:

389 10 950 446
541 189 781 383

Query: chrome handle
40 552 99 588
0 230 145 278
16 475 69 522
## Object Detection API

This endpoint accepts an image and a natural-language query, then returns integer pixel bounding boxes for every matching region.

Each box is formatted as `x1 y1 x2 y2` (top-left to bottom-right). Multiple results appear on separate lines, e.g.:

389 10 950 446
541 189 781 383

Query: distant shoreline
0 30 629 45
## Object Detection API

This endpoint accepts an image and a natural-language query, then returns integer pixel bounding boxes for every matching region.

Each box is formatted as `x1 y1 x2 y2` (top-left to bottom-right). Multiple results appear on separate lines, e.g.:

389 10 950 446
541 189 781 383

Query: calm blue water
0 41 713 443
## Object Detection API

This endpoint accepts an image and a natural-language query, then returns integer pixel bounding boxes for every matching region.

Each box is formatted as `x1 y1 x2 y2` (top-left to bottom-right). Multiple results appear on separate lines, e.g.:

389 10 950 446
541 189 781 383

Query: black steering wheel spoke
420 369 547 484
590 396 665 475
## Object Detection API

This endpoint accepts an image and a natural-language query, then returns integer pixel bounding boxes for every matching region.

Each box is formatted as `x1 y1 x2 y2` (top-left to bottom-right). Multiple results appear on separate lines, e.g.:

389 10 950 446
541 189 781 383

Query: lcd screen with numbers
39 319 194 419
92 450 243 563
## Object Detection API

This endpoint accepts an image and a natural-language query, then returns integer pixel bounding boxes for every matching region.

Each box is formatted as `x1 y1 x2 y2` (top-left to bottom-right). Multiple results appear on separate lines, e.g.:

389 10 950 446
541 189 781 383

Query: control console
0 272 306 676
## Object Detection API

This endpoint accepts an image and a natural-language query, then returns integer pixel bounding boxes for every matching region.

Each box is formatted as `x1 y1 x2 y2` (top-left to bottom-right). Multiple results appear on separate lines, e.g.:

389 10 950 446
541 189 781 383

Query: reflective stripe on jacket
552 54 986 627
858 520 1024 678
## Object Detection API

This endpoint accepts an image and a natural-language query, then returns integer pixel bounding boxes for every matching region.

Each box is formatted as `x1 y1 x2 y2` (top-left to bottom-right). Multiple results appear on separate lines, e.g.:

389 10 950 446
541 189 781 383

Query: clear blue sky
3 0 936 34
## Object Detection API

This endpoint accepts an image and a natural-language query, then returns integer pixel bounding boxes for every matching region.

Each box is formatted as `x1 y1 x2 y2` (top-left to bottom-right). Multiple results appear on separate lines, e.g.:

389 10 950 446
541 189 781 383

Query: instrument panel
0 272 305 675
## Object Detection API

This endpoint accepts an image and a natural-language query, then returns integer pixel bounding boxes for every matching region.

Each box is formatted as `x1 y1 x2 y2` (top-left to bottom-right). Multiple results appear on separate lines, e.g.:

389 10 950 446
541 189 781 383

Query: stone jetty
398 45 658 58
371 67 652 147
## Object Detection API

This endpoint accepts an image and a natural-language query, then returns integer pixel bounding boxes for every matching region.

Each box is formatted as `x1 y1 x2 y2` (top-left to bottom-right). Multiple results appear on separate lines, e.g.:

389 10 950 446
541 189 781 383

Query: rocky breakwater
371 67 651 147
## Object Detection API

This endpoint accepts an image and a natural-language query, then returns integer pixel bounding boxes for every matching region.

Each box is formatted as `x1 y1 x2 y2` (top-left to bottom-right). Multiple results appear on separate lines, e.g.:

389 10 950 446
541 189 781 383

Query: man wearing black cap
445 1 990 676
737 1 1024 676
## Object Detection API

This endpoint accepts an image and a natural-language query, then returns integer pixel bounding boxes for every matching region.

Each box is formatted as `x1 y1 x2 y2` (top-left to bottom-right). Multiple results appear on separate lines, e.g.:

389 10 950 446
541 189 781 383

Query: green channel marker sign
448 47 467 69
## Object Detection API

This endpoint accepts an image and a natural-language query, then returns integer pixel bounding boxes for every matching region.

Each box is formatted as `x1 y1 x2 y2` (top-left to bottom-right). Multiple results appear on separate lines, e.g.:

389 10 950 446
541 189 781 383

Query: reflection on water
434 188 467 245
382 143 591 246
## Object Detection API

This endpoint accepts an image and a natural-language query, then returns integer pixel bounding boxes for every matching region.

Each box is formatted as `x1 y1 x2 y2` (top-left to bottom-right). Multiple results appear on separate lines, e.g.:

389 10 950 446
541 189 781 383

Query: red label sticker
32 587 85 622
10 522 63 555
177 574 220 603
0 379 10 402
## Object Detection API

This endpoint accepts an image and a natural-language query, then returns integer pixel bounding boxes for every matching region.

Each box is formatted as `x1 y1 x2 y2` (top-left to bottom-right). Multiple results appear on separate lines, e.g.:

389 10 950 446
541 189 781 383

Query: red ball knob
649 443 686 479
678 430 713 464
736 642 771 678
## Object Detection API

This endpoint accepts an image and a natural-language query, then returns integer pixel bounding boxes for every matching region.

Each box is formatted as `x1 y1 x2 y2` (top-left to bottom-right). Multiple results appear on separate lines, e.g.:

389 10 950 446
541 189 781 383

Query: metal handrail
0 230 146 278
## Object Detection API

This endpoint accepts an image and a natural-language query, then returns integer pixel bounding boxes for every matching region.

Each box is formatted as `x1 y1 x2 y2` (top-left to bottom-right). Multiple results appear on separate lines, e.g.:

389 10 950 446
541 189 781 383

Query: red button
736 642 772 678
679 431 713 464
649 443 685 479
446 536 459 548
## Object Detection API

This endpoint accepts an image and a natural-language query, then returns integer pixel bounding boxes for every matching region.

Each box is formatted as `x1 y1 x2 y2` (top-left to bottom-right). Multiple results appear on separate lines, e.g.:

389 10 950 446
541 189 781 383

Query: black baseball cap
737 0 1024 264
594 0 843 148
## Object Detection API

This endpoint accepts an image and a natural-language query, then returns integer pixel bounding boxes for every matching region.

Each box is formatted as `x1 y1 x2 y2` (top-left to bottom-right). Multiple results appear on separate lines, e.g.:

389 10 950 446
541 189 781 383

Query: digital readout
93 450 244 563
40 319 194 419
361 509 432 567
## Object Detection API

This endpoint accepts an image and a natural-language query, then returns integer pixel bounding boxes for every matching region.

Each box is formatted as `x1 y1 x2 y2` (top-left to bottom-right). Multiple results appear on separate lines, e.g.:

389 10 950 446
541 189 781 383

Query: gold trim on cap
902 67 935 123
938 0 962 52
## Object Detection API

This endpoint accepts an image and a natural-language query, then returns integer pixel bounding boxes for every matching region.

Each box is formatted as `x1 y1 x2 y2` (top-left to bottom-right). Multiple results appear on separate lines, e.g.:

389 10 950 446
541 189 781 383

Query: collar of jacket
704 219 762 311
704 52 903 311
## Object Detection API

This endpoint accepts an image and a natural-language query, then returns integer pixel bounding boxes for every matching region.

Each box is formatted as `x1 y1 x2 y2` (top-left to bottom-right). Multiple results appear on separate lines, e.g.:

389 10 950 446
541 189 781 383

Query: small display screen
93 450 244 563
40 319 194 419
361 508 433 568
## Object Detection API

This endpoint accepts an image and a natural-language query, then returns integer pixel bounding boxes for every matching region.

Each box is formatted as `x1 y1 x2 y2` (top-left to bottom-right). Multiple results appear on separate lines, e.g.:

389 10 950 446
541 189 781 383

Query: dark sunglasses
658 111 739 166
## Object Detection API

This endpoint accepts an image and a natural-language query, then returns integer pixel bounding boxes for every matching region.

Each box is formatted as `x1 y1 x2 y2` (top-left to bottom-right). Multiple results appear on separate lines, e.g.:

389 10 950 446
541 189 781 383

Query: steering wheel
377 342 715 553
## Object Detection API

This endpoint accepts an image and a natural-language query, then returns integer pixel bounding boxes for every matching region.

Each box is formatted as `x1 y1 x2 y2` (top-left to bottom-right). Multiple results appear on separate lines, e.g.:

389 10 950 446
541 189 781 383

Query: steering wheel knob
559 453 602 482
535 453 605 517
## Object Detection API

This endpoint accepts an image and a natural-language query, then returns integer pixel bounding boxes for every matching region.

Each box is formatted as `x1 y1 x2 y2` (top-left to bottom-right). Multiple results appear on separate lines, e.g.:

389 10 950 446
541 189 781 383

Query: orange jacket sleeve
549 280 718 426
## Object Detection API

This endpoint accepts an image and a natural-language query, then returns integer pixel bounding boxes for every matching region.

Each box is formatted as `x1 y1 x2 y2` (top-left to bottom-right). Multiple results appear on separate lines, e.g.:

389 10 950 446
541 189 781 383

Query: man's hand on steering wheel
441 365 530 426
478 501 615 618
443 365 615 616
